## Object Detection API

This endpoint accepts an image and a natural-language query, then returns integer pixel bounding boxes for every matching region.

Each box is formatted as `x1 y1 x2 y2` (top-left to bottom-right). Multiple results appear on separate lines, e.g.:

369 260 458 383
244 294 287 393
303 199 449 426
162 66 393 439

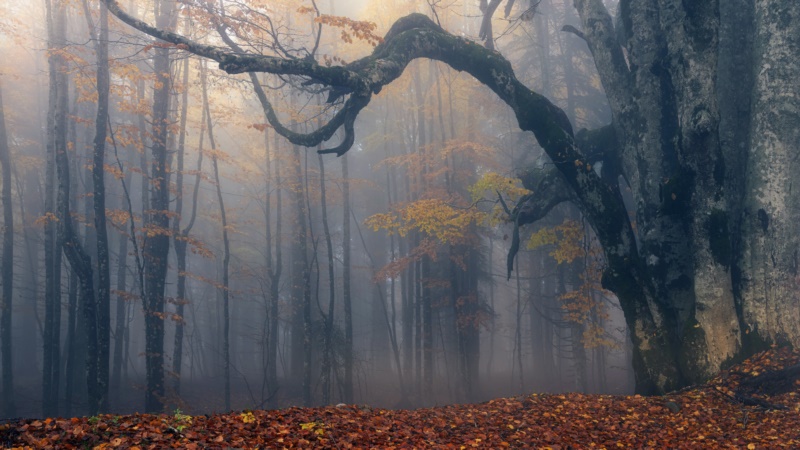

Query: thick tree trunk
572 0 800 391
738 0 800 348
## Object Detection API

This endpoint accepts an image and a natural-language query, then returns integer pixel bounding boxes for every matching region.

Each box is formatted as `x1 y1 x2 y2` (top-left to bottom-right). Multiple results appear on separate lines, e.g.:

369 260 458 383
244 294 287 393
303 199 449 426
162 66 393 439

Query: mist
0 0 636 418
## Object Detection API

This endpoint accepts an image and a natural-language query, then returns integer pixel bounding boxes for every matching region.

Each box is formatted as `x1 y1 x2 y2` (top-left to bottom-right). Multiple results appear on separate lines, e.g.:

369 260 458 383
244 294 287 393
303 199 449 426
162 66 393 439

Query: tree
0 79 15 418
43 0 66 417
171 54 199 399
141 0 177 413
200 62 232 411
82 0 112 413
100 0 800 395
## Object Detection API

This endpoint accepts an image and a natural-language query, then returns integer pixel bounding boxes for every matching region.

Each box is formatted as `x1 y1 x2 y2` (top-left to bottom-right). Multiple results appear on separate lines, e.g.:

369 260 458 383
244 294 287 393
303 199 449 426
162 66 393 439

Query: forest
0 0 798 442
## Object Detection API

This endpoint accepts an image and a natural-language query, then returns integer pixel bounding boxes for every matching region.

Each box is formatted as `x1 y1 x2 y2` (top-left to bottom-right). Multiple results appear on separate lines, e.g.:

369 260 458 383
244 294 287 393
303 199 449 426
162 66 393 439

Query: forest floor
1 347 798 449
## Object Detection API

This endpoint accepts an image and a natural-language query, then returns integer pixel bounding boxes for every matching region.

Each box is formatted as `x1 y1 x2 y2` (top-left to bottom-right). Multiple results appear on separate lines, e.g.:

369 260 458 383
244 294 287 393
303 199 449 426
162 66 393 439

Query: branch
102 3 639 279
515 168 574 225
216 24 367 155
506 168 573 278
573 0 632 116
561 24 586 42
101 0 366 90
478 0 503 49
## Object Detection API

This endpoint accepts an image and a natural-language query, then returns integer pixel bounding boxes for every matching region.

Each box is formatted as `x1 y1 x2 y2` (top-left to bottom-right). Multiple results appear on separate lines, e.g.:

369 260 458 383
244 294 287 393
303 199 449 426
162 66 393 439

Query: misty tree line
0 0 633 418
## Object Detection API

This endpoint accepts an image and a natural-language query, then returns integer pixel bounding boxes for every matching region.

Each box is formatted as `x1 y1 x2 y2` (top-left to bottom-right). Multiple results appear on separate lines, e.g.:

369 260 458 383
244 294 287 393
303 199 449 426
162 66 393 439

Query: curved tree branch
102 0 642 304
561 24 586 42
215 22 368 154
505 167 574 278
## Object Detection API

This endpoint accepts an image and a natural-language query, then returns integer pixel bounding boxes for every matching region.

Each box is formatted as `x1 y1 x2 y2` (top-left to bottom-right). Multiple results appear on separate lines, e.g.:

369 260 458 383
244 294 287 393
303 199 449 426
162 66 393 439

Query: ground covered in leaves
2 348 799 449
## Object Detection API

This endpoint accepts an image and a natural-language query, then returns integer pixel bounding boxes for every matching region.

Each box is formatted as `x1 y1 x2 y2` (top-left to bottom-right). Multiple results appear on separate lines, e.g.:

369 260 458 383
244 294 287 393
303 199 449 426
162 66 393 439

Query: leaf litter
1 347 798 449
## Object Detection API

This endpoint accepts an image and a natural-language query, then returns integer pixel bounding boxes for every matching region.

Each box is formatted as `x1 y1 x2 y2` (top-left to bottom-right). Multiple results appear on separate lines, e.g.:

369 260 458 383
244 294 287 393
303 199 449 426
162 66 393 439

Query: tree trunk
201 65 232 412
111 216 128 393
289 137 311 405
737 0 800 352
171 55 197 398
341 154 353 404
318 154 336 405
84 0 112 412
0 79 15 418
43 0 65 418
142 0 176 413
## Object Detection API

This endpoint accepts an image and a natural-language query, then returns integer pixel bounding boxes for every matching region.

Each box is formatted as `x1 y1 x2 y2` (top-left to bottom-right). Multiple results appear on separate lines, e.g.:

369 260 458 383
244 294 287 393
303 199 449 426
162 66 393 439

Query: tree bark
0 78 15 418
83 0 112 412
43 0 65 417
141 0 176 413
171 55 197 398
738 0 800 351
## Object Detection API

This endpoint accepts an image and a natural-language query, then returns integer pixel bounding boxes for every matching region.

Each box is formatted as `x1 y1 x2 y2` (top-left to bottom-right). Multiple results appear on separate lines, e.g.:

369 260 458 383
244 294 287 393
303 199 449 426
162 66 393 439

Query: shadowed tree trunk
43 0 65 417
141 0 176 413
81 0 112 412
0 79 15 418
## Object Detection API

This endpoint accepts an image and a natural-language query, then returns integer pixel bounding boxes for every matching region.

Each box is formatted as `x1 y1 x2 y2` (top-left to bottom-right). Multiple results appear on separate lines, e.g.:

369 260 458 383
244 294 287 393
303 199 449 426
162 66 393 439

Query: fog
0 0 634 418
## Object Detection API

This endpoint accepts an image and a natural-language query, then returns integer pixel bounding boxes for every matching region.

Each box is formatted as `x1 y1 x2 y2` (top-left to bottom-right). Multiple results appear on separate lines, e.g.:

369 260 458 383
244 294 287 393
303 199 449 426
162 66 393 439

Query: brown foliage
2 348 798 448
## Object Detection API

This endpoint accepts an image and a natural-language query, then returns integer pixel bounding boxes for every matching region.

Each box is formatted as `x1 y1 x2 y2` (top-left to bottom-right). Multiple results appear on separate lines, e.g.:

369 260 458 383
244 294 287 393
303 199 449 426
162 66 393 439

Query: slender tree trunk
318 154 336 405
111 216 128 393
268 131 282 401
514 258 524 391
82 0 112 412
341 154 353 403
142 0 176 412
56 88 99 416
201 66 232 411
0 79 15 418
63 269 78 417
287 131 311 405
43 0 65 418
246 71 283 404
171 52 195 398
413 66 433 396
